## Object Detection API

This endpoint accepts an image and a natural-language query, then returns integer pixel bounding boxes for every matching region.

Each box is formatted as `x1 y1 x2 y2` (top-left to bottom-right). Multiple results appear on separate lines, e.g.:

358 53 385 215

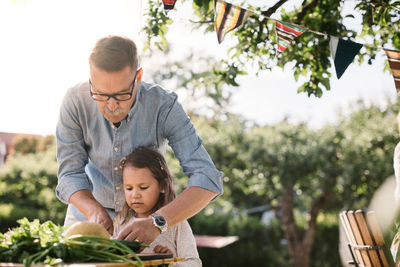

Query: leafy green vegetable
0 218 146 267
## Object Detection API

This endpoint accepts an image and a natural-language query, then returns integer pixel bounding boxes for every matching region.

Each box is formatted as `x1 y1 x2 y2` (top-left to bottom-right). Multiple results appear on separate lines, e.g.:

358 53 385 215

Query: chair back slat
354 210 384 266
366 211 390 267
339 209 396 267
340 211 365 266
347 210 373 266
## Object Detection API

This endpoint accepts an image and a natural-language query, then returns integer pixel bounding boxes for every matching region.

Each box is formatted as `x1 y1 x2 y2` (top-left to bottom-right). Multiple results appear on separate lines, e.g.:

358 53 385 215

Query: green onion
1 219 146 267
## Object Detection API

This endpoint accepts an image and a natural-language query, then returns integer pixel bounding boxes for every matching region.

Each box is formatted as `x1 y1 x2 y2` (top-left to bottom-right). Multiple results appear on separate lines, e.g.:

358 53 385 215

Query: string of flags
160 0 400 93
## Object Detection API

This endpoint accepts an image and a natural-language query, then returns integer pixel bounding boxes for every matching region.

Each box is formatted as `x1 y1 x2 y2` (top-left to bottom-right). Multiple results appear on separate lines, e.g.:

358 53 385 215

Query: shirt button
114 167 118 171
116 201 120 205
111 125 115 129
116 186 120 190
114 147 119 152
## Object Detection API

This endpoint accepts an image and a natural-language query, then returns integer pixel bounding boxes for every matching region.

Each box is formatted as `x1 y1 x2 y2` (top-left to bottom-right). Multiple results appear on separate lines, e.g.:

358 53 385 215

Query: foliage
143 50 246 114
310 219 341 267
11 135 38 154
143 0 400 97
0 140 66 232
333 100 399 209
189 204 341 266
189 210 289 267
186 99 400 266
0 218 143 266
12 135 55 154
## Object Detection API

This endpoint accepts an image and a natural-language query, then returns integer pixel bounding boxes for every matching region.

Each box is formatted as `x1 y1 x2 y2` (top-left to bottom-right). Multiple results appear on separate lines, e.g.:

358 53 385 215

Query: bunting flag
214 0 251 44
162 0 177 14
384 48 400 93
275 20 305 57
166 0 395 93
329 36 363 79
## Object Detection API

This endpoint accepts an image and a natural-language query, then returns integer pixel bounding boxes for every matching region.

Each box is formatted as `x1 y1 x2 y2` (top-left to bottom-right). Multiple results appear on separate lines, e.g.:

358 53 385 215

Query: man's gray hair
89 35 138 72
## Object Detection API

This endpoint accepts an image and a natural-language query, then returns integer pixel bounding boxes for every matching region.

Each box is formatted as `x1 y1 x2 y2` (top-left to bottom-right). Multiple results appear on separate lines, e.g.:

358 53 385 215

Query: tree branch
189 19 214 24
296 0 319 24
280 184 301 264
262 0 288 18
302 174 337 250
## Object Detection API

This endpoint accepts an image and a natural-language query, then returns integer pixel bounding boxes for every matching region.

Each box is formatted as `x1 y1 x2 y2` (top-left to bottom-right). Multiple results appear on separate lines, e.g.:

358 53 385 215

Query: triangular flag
384 48 400 93
162 0 177 14
214 0 251 44
329 36 363 79
275 20 305 57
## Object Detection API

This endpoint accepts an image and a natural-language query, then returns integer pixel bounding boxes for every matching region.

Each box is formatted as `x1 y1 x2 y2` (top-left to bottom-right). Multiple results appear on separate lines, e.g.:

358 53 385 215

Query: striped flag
275 20 305 57
214 0 251 44
384 48 400 93
162 0 177 14
329 36 363 79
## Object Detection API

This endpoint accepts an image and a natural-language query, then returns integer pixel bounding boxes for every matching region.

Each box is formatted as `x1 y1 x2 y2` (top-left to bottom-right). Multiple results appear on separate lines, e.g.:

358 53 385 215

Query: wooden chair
339 210 396 267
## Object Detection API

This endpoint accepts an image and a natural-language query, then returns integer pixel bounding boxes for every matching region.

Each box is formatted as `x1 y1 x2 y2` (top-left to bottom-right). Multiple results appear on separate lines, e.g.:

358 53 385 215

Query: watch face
155 215 166 226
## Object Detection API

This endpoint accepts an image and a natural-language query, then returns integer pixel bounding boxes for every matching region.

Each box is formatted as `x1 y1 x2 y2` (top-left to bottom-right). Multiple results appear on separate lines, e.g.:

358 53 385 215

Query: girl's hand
153 244 173 254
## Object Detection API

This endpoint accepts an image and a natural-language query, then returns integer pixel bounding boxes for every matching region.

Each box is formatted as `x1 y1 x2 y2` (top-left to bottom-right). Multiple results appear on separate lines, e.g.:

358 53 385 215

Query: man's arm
69 190 114 234
156 186 217 226
56 86 113 232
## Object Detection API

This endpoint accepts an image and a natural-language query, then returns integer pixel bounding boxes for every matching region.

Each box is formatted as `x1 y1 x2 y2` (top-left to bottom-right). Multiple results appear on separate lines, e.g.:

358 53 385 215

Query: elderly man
56 35 223 245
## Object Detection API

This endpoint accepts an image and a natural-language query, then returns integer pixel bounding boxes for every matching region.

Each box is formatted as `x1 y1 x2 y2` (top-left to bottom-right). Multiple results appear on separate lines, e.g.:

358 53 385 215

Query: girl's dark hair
119 146 175 222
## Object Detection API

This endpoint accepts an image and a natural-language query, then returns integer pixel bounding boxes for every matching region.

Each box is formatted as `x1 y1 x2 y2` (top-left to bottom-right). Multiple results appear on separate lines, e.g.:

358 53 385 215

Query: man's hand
115 217 160 245
87 207 114 235
69 190 114 235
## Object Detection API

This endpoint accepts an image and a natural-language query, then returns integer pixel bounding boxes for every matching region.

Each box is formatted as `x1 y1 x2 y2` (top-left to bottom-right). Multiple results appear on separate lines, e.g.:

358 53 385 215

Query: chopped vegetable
63 221 111 239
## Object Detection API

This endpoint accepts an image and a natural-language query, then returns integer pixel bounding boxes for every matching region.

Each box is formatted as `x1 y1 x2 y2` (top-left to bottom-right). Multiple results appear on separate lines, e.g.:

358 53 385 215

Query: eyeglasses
89 71 138 102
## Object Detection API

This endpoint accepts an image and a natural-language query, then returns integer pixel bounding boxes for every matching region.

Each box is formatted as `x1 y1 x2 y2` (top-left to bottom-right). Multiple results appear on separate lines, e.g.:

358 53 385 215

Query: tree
143 0 399 97
184 99 399 267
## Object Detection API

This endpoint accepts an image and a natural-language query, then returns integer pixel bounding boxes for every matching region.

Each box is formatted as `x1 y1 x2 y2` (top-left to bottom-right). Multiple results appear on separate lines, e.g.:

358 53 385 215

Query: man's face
89 64 141 123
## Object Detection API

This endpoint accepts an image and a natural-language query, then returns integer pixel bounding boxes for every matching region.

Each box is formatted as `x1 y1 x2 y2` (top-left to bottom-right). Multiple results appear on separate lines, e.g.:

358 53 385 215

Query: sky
0 0 397 135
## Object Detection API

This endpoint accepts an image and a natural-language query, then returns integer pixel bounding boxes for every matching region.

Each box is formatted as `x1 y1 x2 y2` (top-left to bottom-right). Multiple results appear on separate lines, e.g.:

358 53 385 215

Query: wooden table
0 253 185 267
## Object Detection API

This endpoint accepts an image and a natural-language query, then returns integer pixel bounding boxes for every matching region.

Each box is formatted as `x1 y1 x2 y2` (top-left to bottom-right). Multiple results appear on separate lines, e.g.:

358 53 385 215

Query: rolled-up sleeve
161 97 223 196
56 88 92 204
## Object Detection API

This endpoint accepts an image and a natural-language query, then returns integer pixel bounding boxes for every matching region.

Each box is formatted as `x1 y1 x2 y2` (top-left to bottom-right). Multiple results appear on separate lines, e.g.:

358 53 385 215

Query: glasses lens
114 94 132 101
91 94 109 101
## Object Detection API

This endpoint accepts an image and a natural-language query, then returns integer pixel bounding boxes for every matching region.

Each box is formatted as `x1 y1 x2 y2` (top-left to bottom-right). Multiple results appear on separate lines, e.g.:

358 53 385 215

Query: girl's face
123 166 162 218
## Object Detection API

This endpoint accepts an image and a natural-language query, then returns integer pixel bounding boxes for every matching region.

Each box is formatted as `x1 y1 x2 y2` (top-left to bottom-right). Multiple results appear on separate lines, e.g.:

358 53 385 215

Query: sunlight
0 0 142 135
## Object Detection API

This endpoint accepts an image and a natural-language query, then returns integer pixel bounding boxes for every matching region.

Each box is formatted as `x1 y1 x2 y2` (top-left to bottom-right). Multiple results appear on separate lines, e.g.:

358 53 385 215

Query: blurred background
0 0 399 266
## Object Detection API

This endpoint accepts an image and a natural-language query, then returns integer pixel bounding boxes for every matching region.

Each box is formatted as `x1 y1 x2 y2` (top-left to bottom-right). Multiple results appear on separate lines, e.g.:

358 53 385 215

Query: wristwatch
151 213 168 233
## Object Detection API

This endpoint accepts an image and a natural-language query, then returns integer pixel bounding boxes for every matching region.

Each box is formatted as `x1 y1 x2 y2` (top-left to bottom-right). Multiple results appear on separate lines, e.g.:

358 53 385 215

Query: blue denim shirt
56 81 223 219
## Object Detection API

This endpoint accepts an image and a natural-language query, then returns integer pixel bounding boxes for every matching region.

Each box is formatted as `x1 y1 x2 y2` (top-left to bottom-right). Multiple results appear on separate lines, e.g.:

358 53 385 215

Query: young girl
113 147 201 266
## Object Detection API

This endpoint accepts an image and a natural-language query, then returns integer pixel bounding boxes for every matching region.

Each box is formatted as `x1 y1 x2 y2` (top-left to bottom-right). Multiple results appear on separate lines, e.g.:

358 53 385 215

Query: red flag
162 0 177 14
